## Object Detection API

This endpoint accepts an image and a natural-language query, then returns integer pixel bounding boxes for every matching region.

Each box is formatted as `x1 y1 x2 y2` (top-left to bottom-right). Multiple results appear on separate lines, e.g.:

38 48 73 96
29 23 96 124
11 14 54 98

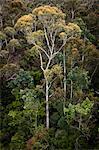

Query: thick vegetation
0 0 99 149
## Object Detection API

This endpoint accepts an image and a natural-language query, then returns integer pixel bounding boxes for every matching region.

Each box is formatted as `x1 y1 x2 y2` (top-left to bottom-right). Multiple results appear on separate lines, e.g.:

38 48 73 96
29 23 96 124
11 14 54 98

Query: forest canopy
0 0 99 149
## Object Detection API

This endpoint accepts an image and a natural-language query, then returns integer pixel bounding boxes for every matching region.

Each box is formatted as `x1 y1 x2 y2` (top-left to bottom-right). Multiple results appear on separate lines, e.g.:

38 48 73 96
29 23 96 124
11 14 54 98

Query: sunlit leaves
64 103 75 123
51 64 62 76
8 39 21 49
68 23 81 37
26 30 44 45
0 50 9 59
44 65 62 81
0 31 6 41
26 46 39 58
32 5 65 20
20 88 39 111
15 14 33 32
59 22 81 41
64 97 93 124
4 26 16 37
8 110 17 118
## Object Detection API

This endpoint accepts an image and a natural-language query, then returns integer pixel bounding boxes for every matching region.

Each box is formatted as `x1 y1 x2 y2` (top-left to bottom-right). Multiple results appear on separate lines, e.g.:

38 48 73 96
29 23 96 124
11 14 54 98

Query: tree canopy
0 1 99 149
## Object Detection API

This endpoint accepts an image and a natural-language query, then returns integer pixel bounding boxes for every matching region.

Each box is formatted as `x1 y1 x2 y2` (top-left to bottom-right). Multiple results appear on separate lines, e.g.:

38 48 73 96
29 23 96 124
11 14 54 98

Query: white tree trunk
45 79 49 129
71 9 75 20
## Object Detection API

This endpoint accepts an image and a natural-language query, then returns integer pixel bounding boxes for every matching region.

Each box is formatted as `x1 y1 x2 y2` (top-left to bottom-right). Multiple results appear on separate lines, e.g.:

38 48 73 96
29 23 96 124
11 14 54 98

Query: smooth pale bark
12 34 14 39
33 24 67 129
38 41 66 128
71 9 75 20
45 79 49 129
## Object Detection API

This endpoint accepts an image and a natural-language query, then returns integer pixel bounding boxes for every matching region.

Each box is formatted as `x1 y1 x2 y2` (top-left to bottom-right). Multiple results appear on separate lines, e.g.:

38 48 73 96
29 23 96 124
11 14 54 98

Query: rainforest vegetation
0 0 99 149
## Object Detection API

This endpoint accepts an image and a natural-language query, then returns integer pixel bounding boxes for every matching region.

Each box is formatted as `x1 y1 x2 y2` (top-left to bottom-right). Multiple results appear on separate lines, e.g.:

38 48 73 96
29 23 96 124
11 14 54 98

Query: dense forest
0 0 99 149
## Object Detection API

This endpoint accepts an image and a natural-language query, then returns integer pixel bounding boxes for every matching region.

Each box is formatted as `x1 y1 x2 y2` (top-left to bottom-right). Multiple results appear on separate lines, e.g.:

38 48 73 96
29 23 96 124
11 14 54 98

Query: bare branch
90 63 99 81
44 26 52 54
50 30 57 54
49 93 54 98
38 51 44 72
52 40 67 58
33 43 49 59
46 57 52 70
7 73 17 81
48 76 58 90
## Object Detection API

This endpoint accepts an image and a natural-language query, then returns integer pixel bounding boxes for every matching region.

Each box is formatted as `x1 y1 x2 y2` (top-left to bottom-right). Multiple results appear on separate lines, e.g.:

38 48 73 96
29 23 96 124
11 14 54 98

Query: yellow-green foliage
15 6 81 42
59 23 81 39
8 39 20 48
51 64 62 75
68 23 81 36
44 69 53 81
32 5 65 19
44 65 62 81
26 46 39 57
4 27 16 36
0 31 6 41
59 32 67 39
0 50 9 58
26 30 44 45
15 14 33 31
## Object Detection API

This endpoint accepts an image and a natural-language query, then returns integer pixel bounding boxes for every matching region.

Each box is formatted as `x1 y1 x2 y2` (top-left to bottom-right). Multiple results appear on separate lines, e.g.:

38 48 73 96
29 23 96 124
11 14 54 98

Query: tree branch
44 26 52 54
90 63 98 81
7 73 17 81
38 51 44 72
33 43 49 59
52 40 67 58
50 30 57 54
46 57 52 70
48 76 57 90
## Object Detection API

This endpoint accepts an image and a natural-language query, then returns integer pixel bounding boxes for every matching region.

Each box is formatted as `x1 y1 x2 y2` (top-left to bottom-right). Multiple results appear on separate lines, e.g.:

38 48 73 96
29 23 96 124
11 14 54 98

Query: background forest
0 0 99 149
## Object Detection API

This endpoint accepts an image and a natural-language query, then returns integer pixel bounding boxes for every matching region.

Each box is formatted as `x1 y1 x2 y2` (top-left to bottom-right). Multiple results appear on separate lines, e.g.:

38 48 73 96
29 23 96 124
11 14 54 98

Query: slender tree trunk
45 79 49 129
5 38 7 48
70 80 73 100
70 59 73 100
63 49 66 108
71 9 75 20
12 19 15 26
12 34 14 39
0 18 3 28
